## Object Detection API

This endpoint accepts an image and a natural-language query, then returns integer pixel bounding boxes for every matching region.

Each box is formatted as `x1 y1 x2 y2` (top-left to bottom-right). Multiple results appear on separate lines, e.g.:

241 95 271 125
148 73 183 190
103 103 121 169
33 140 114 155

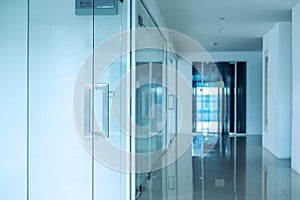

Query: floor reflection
192 135 246 200
137 135 300 200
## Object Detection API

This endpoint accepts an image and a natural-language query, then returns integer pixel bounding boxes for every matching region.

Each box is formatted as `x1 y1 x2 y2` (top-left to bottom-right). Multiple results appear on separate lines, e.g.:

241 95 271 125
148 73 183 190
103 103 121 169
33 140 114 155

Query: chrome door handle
84 83 109 138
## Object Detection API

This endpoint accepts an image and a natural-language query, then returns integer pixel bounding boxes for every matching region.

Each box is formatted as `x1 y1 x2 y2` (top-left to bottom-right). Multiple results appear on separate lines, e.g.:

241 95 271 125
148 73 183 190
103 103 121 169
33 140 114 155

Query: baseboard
263 147 291 160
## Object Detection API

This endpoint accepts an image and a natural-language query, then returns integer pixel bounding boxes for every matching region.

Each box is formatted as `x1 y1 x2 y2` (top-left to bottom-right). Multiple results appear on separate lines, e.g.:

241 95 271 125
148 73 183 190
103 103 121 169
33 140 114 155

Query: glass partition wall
1 1 229 198
0 1 27 199
192 62 224 135
29 0 130 199
1 0 181 199
134 1 169 199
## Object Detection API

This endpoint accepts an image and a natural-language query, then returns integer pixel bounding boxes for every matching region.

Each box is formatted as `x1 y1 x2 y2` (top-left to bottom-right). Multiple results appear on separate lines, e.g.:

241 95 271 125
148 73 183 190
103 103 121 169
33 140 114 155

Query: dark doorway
216 62 246 134
236 62 246 133
216 62 235 133
192 62 247 134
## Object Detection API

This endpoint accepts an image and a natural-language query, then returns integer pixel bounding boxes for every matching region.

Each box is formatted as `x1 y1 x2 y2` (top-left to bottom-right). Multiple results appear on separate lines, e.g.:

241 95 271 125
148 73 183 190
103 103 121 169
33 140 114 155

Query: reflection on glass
134 2 178 198
193 86 223 133
192 62 224 135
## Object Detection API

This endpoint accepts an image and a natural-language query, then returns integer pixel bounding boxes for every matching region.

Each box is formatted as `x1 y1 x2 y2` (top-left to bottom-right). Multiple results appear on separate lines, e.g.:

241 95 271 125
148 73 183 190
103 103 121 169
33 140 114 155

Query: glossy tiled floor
137 135 300 200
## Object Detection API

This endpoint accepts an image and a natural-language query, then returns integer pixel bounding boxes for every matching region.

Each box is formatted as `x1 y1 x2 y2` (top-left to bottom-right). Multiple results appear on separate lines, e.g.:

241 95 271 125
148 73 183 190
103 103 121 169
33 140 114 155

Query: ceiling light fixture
210 42 219 47
217 28 224 32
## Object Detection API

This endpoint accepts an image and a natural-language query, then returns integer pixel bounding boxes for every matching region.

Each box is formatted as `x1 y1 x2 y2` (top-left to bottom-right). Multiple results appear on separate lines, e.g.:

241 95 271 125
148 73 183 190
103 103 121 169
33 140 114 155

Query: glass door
92 1 130 199
0 1 27 199
29 0 130 199
134 0 168 199
165 51 178 200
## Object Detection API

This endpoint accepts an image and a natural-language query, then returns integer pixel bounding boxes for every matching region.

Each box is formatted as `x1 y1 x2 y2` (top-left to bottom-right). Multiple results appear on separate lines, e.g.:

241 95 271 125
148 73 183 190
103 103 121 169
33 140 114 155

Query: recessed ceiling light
217 28 224 32
210 42 219 47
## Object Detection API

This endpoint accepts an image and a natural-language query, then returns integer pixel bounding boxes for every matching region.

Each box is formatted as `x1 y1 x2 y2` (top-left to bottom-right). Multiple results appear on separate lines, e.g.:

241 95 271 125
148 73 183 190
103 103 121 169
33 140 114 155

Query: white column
262 22 292 159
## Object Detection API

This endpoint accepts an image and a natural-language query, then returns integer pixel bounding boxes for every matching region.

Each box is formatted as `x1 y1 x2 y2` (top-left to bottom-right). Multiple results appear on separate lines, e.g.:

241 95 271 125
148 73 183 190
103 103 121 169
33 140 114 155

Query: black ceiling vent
75 0 118 15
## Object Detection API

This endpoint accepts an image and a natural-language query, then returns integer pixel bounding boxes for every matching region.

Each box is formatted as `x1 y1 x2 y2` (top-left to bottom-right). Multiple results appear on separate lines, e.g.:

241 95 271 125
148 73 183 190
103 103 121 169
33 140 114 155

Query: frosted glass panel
0 0 27 199
28 0 93 199
29 0 129 199
92 2 129 200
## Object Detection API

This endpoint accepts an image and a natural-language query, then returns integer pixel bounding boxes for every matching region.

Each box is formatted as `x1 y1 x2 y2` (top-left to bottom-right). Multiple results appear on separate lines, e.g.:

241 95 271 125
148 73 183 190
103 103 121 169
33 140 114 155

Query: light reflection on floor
191 133 220 157
137 135 300 200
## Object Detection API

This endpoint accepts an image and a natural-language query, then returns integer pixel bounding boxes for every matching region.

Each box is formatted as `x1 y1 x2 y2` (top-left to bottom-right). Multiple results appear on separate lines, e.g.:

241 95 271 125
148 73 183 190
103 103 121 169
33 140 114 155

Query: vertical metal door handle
85 83 109 138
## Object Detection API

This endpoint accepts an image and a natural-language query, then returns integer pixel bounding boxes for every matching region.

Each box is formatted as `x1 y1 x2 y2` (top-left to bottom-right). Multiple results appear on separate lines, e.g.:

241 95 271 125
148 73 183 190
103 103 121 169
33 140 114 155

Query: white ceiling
154 0 300 51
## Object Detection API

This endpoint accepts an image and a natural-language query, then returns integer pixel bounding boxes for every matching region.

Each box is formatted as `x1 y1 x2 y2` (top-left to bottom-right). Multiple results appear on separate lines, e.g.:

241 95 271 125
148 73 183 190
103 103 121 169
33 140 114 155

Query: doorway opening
192 62 247 135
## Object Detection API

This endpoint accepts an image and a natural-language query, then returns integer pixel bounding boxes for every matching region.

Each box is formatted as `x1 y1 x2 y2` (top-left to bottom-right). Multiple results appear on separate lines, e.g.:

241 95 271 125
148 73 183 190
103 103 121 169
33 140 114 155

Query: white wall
181 51 263 135
143 0 167 28
292 2 300 174
263 22 292 159
141 0 178 52
0 1 27 199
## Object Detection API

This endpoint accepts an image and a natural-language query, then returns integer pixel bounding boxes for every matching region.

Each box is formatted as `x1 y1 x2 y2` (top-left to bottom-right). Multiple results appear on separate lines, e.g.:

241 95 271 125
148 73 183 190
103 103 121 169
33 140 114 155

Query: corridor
137 135 300 200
